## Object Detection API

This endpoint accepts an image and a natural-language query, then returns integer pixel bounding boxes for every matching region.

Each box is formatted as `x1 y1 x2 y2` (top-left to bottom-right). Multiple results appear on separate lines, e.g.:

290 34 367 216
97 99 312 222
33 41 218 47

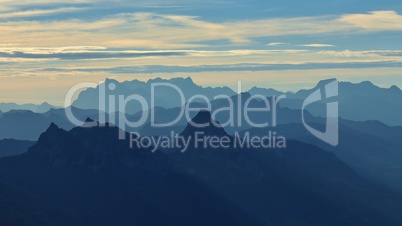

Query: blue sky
0 0 402 104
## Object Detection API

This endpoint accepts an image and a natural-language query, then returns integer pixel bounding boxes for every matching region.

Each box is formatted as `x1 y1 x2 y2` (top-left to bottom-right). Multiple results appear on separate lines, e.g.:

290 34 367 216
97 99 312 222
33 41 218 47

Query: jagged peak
315 78 337 88
104 77 118 83
46 122 60 132
147 76 195 85
233 92 251 98
250 86 274 91
184 76 194 82
191 109 212 124
170 76 196 85
82 117 99 127
181 109 228 138
147 77 164 83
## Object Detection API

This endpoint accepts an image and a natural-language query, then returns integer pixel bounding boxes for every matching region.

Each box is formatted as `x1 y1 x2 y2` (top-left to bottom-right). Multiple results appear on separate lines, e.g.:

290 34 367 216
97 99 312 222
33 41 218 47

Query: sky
0 0 402 105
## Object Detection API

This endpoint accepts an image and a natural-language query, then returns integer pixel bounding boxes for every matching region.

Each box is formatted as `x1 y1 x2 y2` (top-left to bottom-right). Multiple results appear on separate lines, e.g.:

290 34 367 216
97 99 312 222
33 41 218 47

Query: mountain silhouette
0 102 55 113
3 78 400 141
71 77 402 126
283 79 402 126
1 113 402 225
248 86 285 97
244 118 402 193
0 107 105 140
181 109 228 138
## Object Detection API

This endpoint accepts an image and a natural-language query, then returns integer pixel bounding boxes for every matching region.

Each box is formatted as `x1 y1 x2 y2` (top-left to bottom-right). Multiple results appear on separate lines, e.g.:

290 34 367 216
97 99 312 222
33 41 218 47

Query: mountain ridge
1 112 400 225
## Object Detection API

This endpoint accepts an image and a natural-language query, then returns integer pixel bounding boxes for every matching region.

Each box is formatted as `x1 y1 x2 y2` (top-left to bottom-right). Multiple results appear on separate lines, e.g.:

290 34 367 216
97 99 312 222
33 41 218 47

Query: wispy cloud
0 7 85 19
267 42 287 46
0 48 307 60
1 11 402 49
301 44 334 47
1 0 402 105
0 51 187 60
319 50 402 57
39 61 402 74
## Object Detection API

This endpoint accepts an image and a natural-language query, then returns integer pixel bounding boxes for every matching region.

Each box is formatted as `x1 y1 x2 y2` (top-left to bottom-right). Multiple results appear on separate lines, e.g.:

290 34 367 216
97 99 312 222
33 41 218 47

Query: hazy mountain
131 92 321 136
0 102 56 113
248 86 285 97
282 79 402 126
2 76 400 149
72 77 236 113
0 122 261 226
0 107 106 141
72 77 402 126
244 119 402 193
0 110 63 141
1 113 402 225
0 139 35 157
173 112 402 225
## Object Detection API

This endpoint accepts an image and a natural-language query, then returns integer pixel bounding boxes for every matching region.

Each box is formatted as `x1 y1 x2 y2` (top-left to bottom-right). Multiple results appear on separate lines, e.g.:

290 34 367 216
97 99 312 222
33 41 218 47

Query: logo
302 80 339 146
63 79 339 149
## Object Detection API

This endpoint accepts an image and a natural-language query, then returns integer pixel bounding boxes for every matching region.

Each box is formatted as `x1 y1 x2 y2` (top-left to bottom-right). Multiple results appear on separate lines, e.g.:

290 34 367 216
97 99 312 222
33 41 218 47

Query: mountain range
0 102 55 114
71 77 402 126
279 79 402 126
2 78 400 141
1 112 402 225
72 77 235 114
1 78 402 225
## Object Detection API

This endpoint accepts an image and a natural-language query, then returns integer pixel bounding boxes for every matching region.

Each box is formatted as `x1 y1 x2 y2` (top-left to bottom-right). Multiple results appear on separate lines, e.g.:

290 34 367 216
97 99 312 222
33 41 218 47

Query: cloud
0 7 85 19
301 44 334 47
0 43 17 47
1 47 402 71
0 50 187 60
0 48 307 60
319 50 402 57
339 11 402 31
38 61 402 74
1 11 402 49
267 42 287 46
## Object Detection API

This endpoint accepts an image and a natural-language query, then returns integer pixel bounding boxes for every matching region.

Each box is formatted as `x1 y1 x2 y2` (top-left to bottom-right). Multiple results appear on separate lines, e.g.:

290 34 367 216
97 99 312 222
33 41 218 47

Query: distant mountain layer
3 78 400 126
0 107 103 140
72 77 236 113
244 119 402 193
0 109 75 141
72 77 402 126
0 102 56 113
3 103 402 195
280 79 402 126
0 93 319 140
1 79 401 141
1 113 402 225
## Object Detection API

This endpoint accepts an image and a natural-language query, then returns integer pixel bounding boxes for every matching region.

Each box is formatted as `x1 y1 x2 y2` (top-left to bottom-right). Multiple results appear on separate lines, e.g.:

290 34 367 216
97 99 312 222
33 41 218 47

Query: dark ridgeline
0 139 35 157
0 111 402 225
0 117 259 226
0 102 55 114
